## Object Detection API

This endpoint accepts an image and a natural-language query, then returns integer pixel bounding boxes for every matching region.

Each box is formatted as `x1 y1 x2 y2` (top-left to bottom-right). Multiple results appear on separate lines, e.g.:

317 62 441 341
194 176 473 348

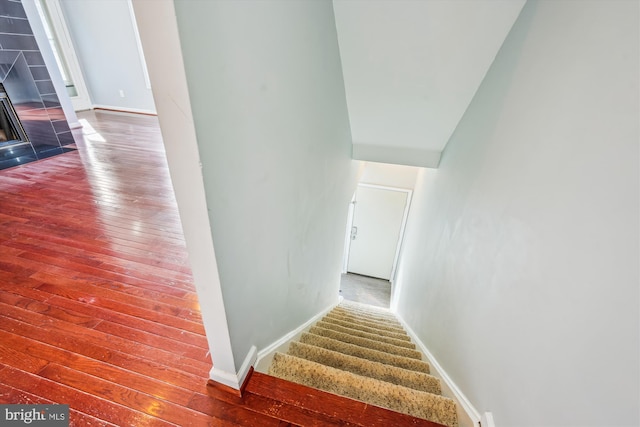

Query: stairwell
268 301 459 427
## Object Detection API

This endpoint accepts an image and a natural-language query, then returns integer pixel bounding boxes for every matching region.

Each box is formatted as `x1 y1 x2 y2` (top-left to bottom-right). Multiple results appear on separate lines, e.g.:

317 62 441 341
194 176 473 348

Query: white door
347 185 408 280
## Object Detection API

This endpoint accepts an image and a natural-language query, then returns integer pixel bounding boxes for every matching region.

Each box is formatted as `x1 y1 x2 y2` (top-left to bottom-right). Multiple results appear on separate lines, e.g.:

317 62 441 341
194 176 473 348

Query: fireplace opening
0 83 30 150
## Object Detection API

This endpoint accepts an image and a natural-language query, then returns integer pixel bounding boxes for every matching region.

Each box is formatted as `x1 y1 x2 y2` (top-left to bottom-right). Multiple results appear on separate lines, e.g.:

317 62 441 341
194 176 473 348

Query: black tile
34 145 74 159
0 49 19 81
41 92 59 108
0 16 33 35
0 34 38 50
35 79 54 95
47 106 64 121
55 130 75 146
0 144 75 170
29 65 49 81
51 119 69 133
20 106 48 117
22 51 44 66
0 1 27 19
3 53 43 111
21 116 59 148
0 153 36 170
0 142 33 160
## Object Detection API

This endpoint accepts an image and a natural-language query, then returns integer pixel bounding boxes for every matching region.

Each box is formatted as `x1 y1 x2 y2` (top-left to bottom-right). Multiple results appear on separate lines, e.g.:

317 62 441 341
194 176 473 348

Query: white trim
395 313 482 426
256 301 337 364
209 345 257 390
126 0 151 90
390 188 412 284
481 412 496 427
342 193 356 273
39 0 93 111
91 104 157 116
352 142 441 168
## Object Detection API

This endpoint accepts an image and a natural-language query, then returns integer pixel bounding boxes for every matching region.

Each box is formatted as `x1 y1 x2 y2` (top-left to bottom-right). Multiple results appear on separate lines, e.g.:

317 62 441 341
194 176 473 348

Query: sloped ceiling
333 0 526 168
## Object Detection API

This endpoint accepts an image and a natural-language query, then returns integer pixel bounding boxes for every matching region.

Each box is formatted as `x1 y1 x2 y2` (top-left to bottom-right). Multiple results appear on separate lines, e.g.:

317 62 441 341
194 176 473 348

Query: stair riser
269 352 458 427
309 326 423 360
325 313 407 334
332 307 402 326
320 317 412 342
288 342 442 395
267 302 459 427
315 321 416 350
300 333 430 373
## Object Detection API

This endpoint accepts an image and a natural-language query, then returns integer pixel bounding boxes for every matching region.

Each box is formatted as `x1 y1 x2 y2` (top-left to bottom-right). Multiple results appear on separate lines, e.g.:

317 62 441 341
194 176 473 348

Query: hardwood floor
0 110 442 426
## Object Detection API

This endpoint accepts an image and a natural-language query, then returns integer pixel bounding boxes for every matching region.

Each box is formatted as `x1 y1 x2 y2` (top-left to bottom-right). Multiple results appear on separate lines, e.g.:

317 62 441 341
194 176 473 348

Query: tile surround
0 0 74 168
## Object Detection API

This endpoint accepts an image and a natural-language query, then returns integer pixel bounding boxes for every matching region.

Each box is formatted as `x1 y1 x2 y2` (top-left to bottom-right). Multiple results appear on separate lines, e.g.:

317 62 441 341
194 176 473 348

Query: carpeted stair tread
338 300 396 314
334 305 399 325
309 325 423 360
269 352 458 427
334 304 400 318
324 313 407 335
332 306 403 326
326 312 407 333
315 320 416 350
300 332 430 373
320 316 412 342
287 341 442 395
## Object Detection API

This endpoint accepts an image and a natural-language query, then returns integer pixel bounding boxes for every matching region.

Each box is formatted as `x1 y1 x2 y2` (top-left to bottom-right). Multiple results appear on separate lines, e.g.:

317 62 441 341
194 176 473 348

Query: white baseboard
256 300 338 365
68 120 83 129
395 314 482 427
92 104 157 115
209 345 257 390
481 412 496 427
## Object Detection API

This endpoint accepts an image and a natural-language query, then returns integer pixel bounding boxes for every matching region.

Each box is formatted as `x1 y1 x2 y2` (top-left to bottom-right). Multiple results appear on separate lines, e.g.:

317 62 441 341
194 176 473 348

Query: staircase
268 301 459 427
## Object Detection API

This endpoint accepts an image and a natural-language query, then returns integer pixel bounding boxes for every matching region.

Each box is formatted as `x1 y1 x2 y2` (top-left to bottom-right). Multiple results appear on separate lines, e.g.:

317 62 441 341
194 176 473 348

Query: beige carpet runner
268 301 458 427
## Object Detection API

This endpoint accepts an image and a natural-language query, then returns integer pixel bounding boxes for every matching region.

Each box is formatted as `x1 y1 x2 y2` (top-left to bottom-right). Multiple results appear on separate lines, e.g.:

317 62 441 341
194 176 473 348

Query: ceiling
333 0 526 168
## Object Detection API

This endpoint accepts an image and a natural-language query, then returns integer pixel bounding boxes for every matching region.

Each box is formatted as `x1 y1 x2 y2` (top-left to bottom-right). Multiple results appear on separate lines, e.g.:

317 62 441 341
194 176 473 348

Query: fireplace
0 83 30 151
0 0 76 170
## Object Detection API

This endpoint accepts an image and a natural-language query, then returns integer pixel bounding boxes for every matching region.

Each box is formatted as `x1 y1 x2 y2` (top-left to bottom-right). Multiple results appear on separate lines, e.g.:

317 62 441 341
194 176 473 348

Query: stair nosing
309 325 422 360
287 341 442 395
320 317 412 341
325 313 407 334
269 352 458 427
300 332 430 373
315 320 416 349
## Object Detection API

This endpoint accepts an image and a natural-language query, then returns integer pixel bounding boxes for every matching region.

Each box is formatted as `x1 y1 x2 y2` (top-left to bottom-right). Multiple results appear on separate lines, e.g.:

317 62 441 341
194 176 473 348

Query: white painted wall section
131 0 238 386
60 0 155 113
394 1 639 425
359 162 420 190
333 0 526 167
173 0 357 372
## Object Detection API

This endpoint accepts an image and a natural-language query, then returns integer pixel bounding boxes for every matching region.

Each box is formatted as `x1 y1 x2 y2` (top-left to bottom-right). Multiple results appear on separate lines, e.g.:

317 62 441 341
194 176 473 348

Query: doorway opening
340 162 420 309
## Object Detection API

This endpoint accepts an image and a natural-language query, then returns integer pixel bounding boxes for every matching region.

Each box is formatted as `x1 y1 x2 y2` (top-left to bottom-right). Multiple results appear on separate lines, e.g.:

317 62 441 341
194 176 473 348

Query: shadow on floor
339 273 391 309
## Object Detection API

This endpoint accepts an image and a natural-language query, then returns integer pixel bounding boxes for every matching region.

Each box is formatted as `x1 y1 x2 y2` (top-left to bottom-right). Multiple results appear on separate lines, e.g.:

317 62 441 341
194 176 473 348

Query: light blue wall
395 1 639 425
60 0 155 112
173 0 357 370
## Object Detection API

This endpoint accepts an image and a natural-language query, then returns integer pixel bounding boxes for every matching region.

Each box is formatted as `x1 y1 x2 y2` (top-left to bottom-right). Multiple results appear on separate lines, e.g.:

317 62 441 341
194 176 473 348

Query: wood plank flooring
0 110 441 426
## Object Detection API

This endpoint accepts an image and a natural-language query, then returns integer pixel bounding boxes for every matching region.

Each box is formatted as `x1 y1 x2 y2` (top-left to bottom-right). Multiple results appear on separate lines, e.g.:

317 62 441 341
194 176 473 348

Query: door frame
342 183 413 284
36 0 92 111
